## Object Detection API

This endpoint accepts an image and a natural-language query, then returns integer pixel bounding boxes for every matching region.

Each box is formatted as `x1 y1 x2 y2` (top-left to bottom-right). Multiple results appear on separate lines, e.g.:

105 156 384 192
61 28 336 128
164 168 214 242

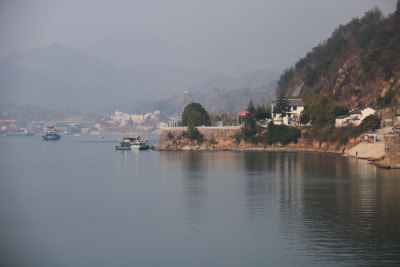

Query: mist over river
1 135 400 266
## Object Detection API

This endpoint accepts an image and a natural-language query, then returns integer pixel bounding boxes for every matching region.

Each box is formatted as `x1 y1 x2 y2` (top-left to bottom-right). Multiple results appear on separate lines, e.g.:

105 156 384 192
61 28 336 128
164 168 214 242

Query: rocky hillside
277 3 400 109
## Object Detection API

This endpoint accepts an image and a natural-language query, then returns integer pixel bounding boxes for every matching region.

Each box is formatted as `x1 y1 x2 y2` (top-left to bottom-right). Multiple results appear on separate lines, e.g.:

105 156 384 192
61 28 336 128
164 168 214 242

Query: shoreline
158 127 400 169
157 144 400 169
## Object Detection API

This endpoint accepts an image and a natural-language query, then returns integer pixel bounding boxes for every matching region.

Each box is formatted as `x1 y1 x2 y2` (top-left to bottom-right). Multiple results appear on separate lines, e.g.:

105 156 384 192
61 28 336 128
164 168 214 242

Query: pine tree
273 94 290 117
246 100 256 115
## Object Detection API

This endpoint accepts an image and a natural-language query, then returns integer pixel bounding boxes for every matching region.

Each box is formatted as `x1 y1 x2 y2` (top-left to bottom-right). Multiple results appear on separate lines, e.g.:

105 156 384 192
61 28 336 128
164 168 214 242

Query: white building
335 107 375 127
361 107 375 120
110 110 160 126
271 99 305 126
167 119 182 127
335 115 350 127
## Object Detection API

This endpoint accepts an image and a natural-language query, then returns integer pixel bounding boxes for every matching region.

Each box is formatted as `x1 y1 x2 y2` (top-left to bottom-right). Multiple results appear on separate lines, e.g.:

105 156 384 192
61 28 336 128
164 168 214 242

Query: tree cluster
377 89 395 107
263 122 301 145
181 102 210 127
359 114 381 132
240 100 300 145
300 94 349 128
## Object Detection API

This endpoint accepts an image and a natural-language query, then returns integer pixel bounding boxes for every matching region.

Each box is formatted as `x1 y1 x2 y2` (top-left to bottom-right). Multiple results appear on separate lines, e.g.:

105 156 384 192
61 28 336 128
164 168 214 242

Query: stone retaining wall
159 127 242 150
382 134 400 168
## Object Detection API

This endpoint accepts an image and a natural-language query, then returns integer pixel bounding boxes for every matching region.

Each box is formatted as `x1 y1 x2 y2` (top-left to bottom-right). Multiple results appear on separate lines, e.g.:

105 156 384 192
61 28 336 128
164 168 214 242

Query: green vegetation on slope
300 94 349 128
277 2 400 108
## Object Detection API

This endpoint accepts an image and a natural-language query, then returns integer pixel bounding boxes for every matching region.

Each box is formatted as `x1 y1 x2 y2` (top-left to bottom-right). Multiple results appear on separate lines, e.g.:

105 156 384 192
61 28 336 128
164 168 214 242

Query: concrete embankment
345 129 385 159
159 126 242 151
345 127 400 169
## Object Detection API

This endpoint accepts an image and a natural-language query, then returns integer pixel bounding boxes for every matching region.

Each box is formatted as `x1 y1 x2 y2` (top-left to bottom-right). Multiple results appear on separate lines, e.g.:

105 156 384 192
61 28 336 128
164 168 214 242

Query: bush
208 138 218 145
241 116 259 142
184 125 204 144
359 114 380 132
167 132 174 140
303 124 362 146
328 125 361 145
263 122 301 145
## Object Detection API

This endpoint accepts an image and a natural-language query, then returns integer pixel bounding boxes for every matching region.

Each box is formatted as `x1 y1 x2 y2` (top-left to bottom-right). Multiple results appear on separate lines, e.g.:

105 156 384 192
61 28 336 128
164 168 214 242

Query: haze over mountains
0 42 277 114
1 0 397 122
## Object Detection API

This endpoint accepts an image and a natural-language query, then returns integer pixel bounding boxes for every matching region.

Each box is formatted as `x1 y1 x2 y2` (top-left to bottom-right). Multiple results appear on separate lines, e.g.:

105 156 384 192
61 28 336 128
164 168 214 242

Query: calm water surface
1 135 400 266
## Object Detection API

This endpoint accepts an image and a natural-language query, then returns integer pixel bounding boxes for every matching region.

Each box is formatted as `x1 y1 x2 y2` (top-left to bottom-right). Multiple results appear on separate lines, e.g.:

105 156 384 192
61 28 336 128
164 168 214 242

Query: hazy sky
0 0 397 71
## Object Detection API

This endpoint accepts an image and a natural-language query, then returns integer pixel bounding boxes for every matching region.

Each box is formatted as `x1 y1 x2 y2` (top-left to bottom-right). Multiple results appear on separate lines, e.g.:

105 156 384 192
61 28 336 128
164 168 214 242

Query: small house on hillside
349 108 362 121
362 130 378 143
335 115 350 127
272 99 305 126
335 107 375 127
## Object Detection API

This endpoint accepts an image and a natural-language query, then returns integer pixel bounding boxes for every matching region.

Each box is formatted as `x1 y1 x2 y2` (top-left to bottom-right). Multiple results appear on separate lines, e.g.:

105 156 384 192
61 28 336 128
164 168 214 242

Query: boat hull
131 144 149 150
115 144 149 150
43 134 61 140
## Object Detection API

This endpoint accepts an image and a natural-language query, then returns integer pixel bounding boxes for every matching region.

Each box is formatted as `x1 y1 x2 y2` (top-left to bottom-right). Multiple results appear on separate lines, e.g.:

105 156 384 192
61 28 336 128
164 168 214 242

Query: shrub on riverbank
240 120 301 145
182 125 204 144
263 122 301 145
303 125 361 146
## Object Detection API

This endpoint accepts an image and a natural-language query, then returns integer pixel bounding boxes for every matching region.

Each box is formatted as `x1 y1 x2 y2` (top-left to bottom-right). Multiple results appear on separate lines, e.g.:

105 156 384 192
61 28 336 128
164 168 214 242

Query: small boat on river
115 136 150 150
42 125 61 140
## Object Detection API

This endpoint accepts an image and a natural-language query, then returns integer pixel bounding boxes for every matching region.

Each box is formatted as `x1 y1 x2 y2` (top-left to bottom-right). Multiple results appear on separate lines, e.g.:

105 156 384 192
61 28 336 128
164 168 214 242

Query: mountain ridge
0 43 277 117
277 4 400 109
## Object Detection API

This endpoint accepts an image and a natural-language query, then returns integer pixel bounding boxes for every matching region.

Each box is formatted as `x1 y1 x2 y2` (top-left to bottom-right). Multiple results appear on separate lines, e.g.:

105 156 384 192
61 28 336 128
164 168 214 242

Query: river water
1 135 400 266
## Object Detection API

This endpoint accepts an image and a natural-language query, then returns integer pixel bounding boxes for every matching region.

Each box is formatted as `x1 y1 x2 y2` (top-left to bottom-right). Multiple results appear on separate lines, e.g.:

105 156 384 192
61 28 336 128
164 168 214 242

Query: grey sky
0 0 397 72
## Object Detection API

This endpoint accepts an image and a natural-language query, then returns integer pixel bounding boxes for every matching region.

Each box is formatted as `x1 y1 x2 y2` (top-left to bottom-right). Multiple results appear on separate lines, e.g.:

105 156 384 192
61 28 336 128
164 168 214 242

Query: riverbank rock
158 127 358 154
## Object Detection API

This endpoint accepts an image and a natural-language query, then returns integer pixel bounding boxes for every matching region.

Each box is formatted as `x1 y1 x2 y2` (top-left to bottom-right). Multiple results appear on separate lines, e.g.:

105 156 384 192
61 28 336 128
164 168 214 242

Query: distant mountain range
0 43 140 112
132 80 276 121
0 43 277 116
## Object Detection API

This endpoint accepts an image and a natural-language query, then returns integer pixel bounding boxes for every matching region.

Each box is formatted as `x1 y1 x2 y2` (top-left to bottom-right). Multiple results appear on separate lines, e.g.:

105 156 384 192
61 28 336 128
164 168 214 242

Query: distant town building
110 110 160 127
271 99 305 126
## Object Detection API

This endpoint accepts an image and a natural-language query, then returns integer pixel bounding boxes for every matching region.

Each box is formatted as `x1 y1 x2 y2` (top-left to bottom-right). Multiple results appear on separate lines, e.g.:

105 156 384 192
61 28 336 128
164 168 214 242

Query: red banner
240 111 249 116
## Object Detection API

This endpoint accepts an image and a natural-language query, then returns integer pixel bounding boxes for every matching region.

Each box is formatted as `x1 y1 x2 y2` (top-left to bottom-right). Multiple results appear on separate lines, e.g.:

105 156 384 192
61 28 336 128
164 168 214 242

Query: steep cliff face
278 6 400 109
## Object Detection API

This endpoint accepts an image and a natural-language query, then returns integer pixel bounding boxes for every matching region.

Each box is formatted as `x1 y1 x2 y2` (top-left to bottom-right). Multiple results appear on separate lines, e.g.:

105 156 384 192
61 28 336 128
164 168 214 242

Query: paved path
345 128 389 159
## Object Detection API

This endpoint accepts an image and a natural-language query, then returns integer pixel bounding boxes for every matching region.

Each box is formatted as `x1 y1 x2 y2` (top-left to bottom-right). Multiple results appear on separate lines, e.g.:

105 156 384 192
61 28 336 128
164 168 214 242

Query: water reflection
160 150 400 264
242 152 400 264
171 152 209 233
